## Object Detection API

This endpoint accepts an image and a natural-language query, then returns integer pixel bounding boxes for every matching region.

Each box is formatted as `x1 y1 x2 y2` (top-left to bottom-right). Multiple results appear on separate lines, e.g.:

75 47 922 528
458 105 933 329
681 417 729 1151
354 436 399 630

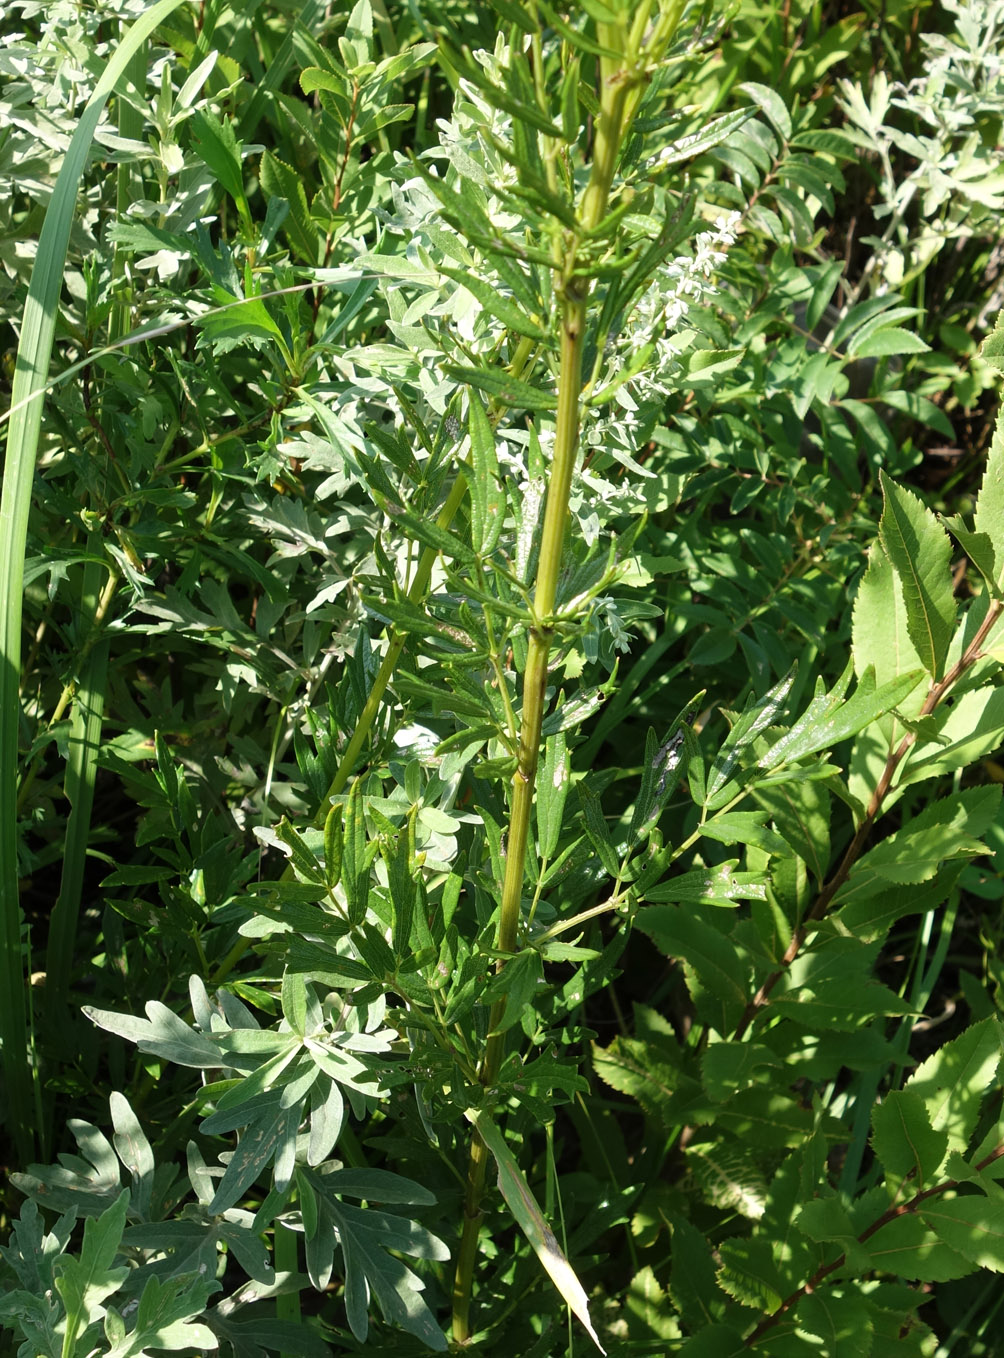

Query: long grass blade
45 545 111 1026
0 0 189 1163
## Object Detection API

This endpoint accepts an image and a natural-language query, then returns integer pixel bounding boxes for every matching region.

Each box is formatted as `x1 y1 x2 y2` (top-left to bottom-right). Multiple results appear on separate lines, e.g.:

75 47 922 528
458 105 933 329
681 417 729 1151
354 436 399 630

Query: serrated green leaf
837 785 1001 898
872 1088 949 1189
591 1035 706 1126
667 1213 723 1330
866 1211 974 1281
716 1235 784 1311
699 810 789 855
832 861 965 942
947 412 1004 593
300 65 350 97
900 685 1004 786
974 416 1004 552
773 937 909 1030
980 309 1004 374
260 150 316 260
852 327 931 358
797 1197 870 1270
943 520 1001 597
678 1326 746 1357
624 1264 677 1340
852 540 925 695
189 109 248 218
905 1017 1003 1155
635 907 747 1035
796 1288 874 1358
919 1196 1004 1272
759 668 925 770
878 471 956 679
701 1042 780 1103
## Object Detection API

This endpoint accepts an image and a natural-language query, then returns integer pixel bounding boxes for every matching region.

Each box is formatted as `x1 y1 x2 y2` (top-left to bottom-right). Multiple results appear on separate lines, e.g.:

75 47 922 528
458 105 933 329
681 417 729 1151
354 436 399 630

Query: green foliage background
2 0 1004 1354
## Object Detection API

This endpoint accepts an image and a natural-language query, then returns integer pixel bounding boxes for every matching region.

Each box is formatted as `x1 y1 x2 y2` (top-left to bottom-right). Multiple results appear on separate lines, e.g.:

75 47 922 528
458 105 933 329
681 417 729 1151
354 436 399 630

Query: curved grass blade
0 0 189 1163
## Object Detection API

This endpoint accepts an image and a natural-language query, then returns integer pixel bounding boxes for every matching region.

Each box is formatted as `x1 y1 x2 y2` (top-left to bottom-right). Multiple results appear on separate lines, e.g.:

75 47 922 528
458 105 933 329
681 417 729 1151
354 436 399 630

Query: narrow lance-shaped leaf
467 392 505 555
189 110 250 225
536 731 569 860
706 667 796 804
441 264 548 341
471 1110 606 1353
878 470 956 679
649 107 757 169
629 692 703 840
757 667 925 772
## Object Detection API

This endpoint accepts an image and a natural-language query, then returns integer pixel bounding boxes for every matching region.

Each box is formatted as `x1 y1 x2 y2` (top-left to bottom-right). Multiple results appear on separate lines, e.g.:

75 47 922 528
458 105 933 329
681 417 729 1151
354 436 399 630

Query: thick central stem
450 8 686 1338
451 288 588 1345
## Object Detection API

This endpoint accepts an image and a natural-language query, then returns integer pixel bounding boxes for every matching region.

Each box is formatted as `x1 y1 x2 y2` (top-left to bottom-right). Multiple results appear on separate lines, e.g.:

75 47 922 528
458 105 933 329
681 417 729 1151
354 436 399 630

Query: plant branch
735 595 1004 1039
743 1141 1004 1346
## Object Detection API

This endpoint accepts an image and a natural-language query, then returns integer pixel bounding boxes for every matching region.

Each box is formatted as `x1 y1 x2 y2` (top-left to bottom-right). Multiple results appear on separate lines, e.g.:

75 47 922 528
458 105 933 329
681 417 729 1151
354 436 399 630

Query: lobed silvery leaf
297 1164 449 1350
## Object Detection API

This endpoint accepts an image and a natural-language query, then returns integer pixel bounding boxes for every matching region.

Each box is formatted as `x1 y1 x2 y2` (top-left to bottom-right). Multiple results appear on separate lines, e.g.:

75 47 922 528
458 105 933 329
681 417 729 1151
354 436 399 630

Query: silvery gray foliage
838 0 1004 294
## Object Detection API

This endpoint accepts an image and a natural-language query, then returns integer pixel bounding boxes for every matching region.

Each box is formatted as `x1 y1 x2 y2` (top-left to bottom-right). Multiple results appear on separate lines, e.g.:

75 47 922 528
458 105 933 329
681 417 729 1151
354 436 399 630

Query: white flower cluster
633 211 742 337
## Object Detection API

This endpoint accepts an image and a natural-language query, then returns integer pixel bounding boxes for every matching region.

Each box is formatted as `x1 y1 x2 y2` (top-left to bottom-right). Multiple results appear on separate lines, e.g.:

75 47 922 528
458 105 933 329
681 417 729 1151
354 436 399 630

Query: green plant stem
450 5 685 1331
450 301 589 1343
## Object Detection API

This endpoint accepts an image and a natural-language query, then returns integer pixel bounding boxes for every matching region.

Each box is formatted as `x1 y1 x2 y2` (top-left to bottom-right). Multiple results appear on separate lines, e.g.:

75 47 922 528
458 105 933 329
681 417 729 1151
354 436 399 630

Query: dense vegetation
2 0 1004 1353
